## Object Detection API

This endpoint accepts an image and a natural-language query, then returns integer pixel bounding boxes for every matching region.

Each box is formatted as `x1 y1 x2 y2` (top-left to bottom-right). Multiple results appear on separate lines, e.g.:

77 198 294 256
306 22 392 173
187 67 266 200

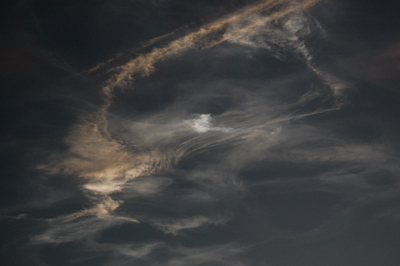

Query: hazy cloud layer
2 0 400 265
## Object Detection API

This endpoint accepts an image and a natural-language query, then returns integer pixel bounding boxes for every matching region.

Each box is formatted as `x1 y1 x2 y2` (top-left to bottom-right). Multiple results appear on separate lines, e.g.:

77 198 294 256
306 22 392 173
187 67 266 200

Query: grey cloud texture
7 0 400 265
153 215 227 235
37 0 327 229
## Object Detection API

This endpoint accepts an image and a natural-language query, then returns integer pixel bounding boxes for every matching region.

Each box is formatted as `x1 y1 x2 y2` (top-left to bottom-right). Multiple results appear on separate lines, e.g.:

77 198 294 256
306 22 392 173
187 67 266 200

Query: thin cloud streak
101 0 321 101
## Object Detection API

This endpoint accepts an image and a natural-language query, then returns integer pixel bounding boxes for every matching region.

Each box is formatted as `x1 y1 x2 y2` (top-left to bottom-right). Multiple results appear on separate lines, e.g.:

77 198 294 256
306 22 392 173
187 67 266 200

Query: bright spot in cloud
270 126 282 135
190 114 212 133
186 114 232 133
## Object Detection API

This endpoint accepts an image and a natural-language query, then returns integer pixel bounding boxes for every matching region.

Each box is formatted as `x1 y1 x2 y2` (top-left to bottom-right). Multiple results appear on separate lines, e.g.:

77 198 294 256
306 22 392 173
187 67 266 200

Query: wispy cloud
101 0 321 98
153 215 227 235
36 0 324 231
186 114 233 133
31 1 390 264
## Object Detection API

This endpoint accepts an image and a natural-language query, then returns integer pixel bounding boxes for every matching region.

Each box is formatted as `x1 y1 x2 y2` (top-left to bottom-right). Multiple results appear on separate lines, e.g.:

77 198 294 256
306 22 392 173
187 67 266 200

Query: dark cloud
2 0 400 265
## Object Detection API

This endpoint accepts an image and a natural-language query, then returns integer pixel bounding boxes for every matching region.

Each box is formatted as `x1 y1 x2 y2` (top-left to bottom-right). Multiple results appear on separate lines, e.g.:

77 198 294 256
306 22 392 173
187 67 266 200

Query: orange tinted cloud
39 0 322 224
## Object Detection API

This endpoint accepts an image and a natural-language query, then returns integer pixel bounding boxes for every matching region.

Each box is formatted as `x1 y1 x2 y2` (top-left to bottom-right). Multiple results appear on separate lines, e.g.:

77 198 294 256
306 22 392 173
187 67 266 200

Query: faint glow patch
189 114 212 132
186 114 232 133
270 126 282 135
118 243 162 258
154 215 226 235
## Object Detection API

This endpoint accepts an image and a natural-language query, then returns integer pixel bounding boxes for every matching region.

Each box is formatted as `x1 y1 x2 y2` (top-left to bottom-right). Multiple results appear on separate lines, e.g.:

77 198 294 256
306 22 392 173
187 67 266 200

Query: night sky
1 0 400 265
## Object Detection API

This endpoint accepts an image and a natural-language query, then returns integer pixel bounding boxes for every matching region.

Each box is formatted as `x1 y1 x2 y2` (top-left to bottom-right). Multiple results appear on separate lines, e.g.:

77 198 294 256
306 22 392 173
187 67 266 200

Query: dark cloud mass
2 0 400 265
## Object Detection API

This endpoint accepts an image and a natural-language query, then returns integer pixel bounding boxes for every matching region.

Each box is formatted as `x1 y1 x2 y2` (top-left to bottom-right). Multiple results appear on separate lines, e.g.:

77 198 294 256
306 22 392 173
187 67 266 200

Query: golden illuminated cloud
101 0 321 101
39 0 322 223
